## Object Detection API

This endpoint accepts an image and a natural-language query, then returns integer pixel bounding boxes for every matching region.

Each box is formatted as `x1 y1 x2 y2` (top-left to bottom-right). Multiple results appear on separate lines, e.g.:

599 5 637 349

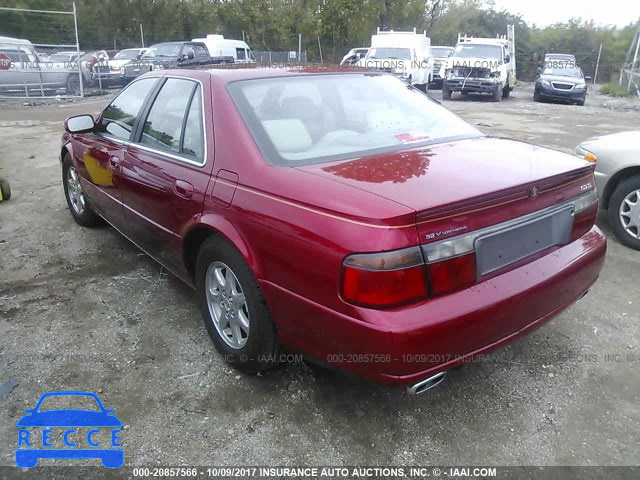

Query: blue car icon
15 391 123 468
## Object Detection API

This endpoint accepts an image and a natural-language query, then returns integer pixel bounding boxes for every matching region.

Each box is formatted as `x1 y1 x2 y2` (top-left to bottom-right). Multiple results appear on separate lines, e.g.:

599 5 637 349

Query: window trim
95 74 208 168
131 75 208 167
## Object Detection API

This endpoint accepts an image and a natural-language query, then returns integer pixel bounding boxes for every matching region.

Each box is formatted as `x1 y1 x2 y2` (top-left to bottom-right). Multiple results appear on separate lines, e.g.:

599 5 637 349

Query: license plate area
475 205 574 277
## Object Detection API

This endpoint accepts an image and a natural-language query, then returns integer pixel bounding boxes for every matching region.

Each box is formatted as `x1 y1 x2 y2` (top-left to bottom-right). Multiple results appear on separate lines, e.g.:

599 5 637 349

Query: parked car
576 131 640 250
534 66 588 105
0 38 80 96
122 41 213 82
93 48 147 86
60 68 606 394
339 47 369 66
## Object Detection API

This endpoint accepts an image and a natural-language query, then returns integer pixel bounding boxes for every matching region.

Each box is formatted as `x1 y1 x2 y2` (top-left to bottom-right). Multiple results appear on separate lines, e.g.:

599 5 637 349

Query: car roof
194 66 379 84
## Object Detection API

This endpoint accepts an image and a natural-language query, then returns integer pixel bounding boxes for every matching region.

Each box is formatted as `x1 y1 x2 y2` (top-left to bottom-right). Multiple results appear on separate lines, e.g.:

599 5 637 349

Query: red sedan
60 68 606 394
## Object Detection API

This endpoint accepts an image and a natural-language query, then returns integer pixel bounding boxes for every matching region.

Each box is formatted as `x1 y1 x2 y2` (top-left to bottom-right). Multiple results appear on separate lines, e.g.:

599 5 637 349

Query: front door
73 77 160 230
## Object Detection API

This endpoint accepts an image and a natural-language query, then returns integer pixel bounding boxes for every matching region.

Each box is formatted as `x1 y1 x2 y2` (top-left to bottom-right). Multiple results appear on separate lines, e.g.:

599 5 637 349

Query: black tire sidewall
195 236 279 373
608 177 640 250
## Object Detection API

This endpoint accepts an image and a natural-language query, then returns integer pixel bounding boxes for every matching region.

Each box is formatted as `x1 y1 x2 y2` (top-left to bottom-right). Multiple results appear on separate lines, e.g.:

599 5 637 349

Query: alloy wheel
205 261 250 349
66 166 86 215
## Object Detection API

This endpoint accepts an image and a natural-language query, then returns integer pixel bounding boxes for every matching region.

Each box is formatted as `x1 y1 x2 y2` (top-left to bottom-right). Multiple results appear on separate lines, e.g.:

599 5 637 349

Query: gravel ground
0 81 638 475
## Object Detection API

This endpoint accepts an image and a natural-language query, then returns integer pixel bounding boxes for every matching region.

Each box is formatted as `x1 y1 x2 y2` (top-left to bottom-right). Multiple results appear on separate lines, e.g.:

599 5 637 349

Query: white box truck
441 25 516 102
192 34 255 64
358 28 433 91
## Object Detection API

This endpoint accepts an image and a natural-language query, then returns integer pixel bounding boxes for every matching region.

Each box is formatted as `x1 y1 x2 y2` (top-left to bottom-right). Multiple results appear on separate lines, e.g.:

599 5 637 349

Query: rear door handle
174 180 194 199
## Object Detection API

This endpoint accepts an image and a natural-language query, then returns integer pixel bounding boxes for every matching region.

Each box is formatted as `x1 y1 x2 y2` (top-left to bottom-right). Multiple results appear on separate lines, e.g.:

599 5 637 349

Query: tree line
1 0 637 81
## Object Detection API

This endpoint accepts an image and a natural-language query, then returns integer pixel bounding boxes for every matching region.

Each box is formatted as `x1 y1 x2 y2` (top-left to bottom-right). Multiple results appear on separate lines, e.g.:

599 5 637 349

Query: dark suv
123 42 213 82
534 66 589 106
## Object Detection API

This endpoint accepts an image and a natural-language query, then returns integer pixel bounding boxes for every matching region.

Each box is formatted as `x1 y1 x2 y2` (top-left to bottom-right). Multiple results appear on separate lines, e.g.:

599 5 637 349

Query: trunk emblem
530 186 539 199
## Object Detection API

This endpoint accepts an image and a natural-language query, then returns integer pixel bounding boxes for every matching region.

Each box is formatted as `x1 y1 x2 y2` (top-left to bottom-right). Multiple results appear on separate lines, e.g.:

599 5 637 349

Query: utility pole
140 23 145 48
593 43 602 84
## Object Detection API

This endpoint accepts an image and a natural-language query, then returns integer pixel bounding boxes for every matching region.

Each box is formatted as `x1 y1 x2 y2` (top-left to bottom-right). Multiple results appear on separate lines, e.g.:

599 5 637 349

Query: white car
576 131 640 250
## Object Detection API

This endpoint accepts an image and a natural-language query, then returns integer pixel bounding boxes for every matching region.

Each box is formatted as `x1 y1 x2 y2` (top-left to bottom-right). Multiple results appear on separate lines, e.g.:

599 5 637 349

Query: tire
502 86 511 98
533 91 541 102
195 236 280 374
0 177 11 201
442 83 451 100
577 96 585 106
62 153 101 227
492 85 502 102
607 177 640 250
66 73 81 96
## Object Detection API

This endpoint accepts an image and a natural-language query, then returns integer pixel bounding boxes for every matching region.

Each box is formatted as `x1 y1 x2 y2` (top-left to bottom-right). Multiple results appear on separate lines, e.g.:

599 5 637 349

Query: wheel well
60 146 69 163
182 226 220 282
602 167 640 210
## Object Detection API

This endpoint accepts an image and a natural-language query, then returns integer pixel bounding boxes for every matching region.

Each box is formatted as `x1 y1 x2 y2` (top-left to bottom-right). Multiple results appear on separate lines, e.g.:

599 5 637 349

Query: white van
192 34 255 64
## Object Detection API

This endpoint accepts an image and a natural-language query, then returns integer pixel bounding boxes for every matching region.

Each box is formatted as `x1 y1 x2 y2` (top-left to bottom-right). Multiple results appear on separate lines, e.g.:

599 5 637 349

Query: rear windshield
227 73 481 166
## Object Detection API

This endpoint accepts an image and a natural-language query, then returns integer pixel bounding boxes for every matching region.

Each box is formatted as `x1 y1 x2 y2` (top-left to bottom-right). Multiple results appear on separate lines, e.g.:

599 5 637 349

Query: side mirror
504 55 510 63
66 114 95 134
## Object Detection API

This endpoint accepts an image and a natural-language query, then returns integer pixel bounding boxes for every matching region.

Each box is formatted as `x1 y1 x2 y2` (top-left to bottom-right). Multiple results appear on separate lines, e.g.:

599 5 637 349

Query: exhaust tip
407 371 447 395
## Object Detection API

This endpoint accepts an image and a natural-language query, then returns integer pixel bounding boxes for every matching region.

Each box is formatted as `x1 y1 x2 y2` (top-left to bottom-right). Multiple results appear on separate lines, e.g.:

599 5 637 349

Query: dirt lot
0 82 639 473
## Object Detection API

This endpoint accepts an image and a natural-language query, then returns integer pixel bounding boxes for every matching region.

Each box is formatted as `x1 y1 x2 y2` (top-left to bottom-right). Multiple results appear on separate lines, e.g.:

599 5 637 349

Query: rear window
227 73 481 166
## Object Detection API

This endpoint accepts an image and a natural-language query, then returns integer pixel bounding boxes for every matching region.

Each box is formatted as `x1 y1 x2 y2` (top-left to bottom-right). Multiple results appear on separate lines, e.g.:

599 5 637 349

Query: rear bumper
444 78 500 93
264 226 607 387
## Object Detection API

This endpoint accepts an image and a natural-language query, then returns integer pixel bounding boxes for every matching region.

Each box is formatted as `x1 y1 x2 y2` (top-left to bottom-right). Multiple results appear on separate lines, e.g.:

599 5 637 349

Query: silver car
0 37 81 96
576 131 640 250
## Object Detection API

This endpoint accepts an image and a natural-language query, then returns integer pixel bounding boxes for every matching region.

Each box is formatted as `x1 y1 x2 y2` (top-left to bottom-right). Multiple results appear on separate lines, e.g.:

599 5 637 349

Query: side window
247 49 255 61
183 45 195 60
182 86 204 160
100 77 157 140
195 44 208 61
236 48 246 60
139 78 200 157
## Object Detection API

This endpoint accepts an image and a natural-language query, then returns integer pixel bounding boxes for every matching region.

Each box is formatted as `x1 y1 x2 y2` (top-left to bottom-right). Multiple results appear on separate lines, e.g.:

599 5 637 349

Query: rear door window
138 78 204 162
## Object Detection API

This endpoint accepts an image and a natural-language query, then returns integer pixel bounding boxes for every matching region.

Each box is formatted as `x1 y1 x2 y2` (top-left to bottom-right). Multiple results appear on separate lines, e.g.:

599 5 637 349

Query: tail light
341 189 599 309
427 253 477 296
570 188 599 241
341 247 427 308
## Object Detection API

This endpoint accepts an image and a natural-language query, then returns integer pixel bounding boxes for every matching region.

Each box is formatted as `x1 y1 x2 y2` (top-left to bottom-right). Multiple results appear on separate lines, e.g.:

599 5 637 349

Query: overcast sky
491 0 640 27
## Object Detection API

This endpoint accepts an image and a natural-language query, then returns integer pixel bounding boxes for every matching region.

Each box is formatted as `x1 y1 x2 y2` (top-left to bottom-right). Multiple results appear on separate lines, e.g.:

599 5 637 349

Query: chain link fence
0 4 85 98
253 50 308 66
